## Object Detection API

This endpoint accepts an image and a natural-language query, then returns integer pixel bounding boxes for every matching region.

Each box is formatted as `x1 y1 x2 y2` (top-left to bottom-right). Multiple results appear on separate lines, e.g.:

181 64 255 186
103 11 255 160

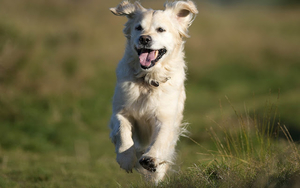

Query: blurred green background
0 0 299 187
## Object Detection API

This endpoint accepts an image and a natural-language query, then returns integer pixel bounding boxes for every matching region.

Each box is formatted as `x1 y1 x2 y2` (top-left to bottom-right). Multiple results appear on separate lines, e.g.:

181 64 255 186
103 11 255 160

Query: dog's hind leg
110 113 137 173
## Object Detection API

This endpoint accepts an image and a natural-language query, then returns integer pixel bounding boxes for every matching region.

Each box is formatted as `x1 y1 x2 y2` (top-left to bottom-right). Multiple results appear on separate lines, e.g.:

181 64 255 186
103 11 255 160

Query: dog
109 0 198 183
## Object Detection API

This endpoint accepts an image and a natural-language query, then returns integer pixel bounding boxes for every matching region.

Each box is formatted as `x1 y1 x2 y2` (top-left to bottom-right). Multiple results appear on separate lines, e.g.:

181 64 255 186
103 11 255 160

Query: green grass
0 0 300 187
136 98 300 187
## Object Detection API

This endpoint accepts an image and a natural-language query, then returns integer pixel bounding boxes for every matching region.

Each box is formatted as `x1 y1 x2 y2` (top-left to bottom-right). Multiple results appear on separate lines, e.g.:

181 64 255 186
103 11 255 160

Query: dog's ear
165 0 198 38
110 1 146 18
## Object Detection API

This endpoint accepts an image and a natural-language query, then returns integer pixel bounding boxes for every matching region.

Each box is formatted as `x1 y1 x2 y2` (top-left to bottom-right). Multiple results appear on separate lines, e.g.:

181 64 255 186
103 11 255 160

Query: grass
0 0 299 187
137 97 300 187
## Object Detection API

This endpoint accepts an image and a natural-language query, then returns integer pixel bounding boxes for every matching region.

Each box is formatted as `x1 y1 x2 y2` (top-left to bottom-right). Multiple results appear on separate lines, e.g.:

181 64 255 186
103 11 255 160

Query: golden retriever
109 0 198 183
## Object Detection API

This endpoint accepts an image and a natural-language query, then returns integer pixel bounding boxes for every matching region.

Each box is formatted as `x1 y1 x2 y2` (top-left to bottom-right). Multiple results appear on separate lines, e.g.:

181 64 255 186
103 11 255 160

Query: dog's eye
135 25 143 31
157 27 166 33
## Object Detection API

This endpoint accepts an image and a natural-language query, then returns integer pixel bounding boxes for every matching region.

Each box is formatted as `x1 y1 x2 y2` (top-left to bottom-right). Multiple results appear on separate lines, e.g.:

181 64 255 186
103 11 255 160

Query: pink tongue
139 50 156 67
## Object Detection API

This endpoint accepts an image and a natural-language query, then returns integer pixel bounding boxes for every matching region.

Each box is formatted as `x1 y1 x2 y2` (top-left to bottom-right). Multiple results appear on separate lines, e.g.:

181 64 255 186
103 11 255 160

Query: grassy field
0 0 300 187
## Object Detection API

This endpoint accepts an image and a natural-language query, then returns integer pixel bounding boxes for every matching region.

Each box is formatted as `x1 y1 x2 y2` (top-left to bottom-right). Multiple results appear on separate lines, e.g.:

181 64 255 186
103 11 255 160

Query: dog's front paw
139 156 157 172
116 146 137 173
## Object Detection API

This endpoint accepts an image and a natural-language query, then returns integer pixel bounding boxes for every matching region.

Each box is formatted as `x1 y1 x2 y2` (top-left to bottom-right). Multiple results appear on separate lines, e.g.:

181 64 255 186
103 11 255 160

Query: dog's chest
124 83 160 119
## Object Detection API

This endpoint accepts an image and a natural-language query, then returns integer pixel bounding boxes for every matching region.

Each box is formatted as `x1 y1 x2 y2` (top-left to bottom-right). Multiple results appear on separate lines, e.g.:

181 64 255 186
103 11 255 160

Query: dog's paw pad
139 156 157 172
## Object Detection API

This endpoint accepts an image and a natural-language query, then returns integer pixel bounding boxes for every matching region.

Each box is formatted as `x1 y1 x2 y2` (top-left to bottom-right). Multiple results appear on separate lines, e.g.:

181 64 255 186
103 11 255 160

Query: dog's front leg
110 113 136 173
139 117 180 181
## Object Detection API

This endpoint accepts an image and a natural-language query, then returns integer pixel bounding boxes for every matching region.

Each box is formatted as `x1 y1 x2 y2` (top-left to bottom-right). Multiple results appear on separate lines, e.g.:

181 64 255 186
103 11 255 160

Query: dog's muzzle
136 47 167 69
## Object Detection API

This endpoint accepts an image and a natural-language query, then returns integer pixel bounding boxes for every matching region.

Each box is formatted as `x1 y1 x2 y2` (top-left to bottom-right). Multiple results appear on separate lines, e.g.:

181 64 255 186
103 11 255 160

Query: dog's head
110 1 198 71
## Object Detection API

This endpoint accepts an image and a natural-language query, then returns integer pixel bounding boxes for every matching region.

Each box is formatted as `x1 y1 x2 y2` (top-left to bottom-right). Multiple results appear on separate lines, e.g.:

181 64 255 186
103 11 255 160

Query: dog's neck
135 70 171 87
142 76 171 87
135 67 171 87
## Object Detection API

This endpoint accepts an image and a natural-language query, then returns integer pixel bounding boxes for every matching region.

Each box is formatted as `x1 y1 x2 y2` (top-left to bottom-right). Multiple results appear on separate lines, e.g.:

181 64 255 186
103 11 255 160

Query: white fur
109 0 198 183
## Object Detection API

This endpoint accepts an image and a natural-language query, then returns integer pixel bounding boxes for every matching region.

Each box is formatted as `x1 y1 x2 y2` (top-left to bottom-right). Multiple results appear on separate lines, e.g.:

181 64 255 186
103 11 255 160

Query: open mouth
136 48 167 69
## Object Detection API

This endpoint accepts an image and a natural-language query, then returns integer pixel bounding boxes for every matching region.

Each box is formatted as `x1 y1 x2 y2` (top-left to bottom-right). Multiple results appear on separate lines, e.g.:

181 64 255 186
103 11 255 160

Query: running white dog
109 0 198 183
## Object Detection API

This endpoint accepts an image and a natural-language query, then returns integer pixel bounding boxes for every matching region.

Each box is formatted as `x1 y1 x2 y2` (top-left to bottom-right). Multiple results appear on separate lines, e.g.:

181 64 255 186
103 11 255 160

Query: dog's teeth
155 50 158 58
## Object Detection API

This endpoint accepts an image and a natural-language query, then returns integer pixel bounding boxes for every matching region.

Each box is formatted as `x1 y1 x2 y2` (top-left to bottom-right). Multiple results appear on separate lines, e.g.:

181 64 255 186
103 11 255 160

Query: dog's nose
139 35 152 46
